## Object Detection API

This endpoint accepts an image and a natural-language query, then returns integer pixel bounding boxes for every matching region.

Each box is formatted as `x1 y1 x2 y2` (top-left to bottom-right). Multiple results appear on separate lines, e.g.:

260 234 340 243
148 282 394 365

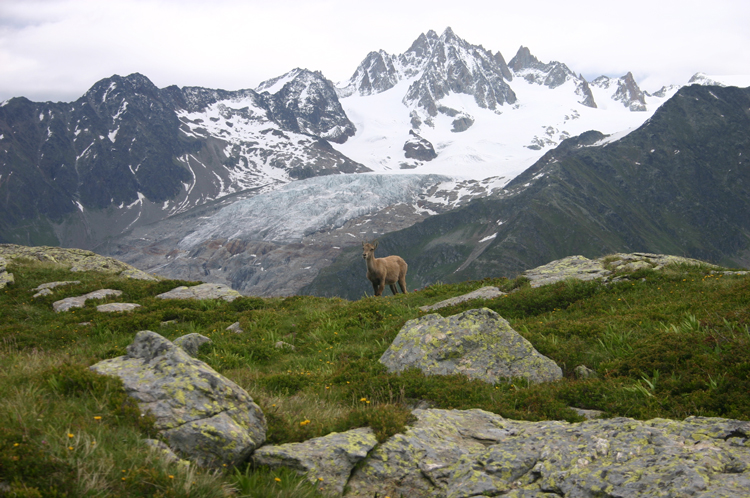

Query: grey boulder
380 308 561 385
90 330 266 467
53 289 123 312
173 333 212 357
419 286 505 312
156 283 241 302
253 427 378 496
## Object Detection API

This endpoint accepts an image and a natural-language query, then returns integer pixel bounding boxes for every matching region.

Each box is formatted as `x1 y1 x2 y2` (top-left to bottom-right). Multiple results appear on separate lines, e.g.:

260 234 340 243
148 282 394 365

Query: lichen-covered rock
0 244 152 279
380 308 561 385
173 333 212 357
96 303 141 313
253 427 377 496
90 330 266 467
53 289 123 312
0 256 13 289
524 252 718 288
345 408 750 498
419 286 505 312
156 283 241 302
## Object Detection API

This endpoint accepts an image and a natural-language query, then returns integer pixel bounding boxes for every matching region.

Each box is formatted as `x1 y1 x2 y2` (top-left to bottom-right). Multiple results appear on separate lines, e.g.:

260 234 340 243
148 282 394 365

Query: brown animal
362 241 408 296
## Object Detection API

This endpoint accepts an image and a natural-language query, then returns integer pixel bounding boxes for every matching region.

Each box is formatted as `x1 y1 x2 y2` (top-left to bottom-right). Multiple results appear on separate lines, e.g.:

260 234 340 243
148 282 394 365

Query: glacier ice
178 174 450 248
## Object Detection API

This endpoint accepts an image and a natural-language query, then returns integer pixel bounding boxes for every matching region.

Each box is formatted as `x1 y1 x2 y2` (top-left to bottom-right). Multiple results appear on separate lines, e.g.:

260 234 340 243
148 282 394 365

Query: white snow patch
108 126 119 143
479 233 497 243
74 201 84 212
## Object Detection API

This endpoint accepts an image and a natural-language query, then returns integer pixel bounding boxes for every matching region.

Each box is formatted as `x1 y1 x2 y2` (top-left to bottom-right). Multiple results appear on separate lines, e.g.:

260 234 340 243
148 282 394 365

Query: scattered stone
574 365 597 379
156 283 241 302
173 333 212 357
96 303 141 313
226 322 244 334
380 308 562 385
78 322 92 326
274 341 295 351
161 320 178 326
53 289 123 312
343 408 750 498
90 331 266 467
715 270 750 276
419 286 505 312
569 407 605 420
253 428 378 496
31 280 81 292
33 288 53 298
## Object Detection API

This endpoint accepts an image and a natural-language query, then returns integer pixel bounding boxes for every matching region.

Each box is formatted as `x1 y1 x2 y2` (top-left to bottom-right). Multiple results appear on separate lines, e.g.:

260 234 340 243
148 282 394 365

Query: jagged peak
508 46 541 71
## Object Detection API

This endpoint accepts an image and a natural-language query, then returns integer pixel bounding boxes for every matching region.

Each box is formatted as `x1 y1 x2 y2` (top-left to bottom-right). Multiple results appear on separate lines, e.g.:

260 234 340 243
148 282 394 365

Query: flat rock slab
344 408 750 498
524 252 718 288
31 280 81 292
90 330 266 467
96 303 141 313
419 286 505 312
53 289 123 312
156 283 241 302
253 427 378 496
380 308 562 385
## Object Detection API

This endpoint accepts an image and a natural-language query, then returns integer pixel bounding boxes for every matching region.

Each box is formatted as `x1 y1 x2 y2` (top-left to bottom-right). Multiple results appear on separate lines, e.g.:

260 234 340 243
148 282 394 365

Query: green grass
1 258 749 496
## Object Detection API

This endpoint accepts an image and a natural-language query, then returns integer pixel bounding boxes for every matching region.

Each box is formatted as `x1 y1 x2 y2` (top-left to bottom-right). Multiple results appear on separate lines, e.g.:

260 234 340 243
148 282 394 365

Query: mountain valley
1 27 748 297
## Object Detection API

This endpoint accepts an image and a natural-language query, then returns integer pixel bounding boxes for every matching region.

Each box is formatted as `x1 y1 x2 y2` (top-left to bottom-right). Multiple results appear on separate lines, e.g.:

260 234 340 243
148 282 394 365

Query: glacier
178 173 451 248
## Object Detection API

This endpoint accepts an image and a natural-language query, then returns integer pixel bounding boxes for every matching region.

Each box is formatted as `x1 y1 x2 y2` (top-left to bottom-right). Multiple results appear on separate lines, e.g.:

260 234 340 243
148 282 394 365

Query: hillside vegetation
1 256 749 496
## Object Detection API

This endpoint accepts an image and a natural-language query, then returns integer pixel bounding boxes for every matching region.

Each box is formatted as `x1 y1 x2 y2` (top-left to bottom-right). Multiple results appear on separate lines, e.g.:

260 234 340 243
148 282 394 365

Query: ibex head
362 241 378 259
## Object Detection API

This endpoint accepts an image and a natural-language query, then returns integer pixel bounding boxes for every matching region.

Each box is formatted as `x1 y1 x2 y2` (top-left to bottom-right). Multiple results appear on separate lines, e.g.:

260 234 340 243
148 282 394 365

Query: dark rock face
403 130 437 160
260 69 356 143
451 115 474 132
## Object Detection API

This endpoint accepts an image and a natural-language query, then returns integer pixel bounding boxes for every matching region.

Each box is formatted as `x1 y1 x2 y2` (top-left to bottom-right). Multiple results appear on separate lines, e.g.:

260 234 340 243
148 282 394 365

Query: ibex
362 241 408 296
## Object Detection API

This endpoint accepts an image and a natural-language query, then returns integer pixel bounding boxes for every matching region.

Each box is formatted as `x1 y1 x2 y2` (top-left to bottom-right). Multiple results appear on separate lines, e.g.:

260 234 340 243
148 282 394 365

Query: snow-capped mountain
3 26 744 297
331 28 679 180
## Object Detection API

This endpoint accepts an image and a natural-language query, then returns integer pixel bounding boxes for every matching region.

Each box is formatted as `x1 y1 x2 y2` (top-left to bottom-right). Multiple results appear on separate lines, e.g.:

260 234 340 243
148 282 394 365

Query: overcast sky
2 0 749 103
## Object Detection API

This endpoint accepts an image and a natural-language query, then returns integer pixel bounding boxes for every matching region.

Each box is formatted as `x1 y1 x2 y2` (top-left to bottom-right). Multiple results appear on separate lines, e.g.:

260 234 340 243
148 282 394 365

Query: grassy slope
1 258 749 497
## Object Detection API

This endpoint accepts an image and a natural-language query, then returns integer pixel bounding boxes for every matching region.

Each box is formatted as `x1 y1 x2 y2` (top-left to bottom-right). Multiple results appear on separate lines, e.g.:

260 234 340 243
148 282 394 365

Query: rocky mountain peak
592 72 647 111
508 46 541 71
262 69 356 143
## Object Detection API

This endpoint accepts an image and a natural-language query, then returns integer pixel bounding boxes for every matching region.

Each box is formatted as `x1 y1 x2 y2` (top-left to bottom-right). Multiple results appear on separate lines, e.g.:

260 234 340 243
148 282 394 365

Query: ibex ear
373 241 379 249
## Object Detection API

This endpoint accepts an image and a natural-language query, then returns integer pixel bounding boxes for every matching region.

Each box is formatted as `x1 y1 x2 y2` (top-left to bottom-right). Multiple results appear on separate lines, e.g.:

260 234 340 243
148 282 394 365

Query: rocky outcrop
0 245 155 279
419 286 504 312
380 308 562 385
155 283 241 302
253 428 378 496
53 289 123 312
342 408 750 498
523 252 717 288
403 130 437 161
90 331 266 467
